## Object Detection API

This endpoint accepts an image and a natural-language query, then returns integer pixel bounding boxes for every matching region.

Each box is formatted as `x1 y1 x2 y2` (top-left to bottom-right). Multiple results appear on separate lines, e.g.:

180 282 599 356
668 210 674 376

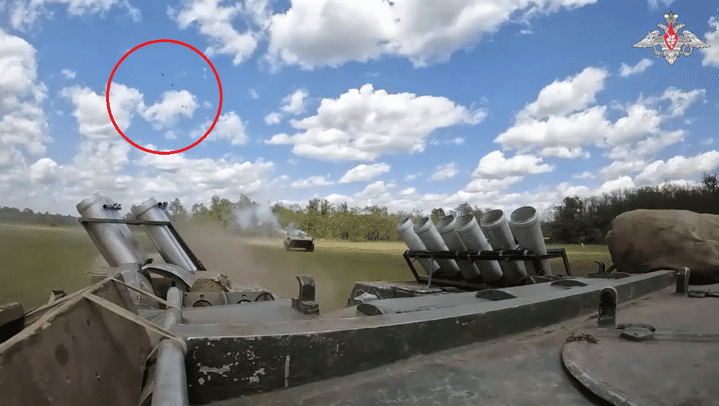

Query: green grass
0 223 100 311
0 224 613 314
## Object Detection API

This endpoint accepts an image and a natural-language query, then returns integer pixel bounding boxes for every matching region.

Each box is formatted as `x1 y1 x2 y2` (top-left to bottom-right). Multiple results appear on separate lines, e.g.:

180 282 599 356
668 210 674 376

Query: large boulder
605 209 719 283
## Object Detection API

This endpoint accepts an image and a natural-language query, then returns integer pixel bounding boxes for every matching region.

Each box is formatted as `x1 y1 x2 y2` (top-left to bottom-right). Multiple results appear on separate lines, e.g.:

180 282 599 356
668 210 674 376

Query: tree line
0 206 78 227
544 172 719 244
4 172 719 244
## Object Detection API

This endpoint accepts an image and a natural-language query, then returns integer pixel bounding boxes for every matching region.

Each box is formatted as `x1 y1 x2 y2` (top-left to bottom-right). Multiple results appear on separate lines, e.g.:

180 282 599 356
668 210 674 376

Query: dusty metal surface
177 271 674 403
562 283 719 406
0 277 151 406
200 280 718 406
199 313 603 406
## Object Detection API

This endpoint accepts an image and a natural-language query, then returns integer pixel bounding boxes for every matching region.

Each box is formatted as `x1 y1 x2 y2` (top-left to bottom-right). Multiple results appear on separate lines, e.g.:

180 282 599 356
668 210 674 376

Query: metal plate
563 334 719 405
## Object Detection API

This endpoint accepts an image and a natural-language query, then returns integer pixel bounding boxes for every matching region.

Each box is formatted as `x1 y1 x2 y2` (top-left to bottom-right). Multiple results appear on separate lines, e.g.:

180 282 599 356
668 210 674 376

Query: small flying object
161 73 164 76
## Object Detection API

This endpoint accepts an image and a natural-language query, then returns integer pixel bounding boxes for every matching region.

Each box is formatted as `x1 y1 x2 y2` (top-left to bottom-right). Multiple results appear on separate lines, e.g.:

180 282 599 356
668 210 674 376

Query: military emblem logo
632 11 710 65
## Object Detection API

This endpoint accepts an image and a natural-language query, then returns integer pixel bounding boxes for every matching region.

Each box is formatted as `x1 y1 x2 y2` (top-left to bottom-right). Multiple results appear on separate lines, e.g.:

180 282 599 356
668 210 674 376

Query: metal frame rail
403 247 572 289
77 218 206 271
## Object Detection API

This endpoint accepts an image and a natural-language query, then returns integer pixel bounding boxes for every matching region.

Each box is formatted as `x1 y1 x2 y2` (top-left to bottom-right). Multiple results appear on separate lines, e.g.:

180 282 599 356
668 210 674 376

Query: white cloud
10 0 140 29
0 28 49 170
659 87 706 117
466 176 522 192
141 90 197 129
429 163 457 181
599 159 647 180
29 157 59 184
647 0 676 8
248 89 259 99
62 83 144 138
573 171 595 179
497 106 610 152
281 89 309 114
604 103 662 146
636 151 719 185
264 112 281 125
702 16 719 67
170 0 269 65
61 68 77 79
597 176 635 194
541 146 589 158
405 172 421 181
270 84 486 161
339 163 391 183
472 151 553 178
355 180 395 202
618 59 653 77
517 67 608 120
497 65 706 192
267 0 596 69
290 175 334 189
192 111 248 145
136 154 275 199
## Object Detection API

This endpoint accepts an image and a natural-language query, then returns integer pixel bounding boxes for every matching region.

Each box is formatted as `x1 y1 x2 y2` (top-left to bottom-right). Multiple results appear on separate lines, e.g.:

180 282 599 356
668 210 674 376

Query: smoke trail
232 204 285 237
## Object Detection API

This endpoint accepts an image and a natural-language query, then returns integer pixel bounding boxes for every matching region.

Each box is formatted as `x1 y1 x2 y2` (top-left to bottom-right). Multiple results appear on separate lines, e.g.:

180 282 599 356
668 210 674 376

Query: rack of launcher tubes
397 206 572 289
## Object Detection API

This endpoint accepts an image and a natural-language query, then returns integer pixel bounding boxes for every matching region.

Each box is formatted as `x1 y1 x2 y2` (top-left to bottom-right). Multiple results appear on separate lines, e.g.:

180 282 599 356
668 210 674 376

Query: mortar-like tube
435 216 481 280
396 217 440 275
479 210 527 283
77 193 148 267
509 206 552 276
132 197 198 272
414 217 461 276
454 214 503 282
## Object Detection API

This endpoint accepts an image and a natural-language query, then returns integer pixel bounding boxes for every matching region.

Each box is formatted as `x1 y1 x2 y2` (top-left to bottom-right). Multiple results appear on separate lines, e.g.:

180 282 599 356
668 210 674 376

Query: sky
0 0 718 217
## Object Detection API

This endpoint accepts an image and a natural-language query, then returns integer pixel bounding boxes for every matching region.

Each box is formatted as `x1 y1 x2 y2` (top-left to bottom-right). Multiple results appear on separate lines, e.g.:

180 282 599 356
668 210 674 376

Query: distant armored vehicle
284 229 315 252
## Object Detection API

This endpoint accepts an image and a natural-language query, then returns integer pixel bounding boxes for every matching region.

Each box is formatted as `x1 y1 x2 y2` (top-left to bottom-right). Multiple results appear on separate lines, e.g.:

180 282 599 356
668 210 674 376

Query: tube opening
436 215 456 232
413 217 433 234
455 214 475 230
480 210 504 227
396 216 413 232
510 206 537 225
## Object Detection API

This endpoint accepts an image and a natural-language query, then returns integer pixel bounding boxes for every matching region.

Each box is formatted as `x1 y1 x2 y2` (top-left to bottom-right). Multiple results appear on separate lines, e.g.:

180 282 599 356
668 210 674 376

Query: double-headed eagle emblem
633 11 710 65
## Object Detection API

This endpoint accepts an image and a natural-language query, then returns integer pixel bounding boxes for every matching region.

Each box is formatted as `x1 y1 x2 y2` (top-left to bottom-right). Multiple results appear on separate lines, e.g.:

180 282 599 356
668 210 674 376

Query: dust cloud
179 225 299 300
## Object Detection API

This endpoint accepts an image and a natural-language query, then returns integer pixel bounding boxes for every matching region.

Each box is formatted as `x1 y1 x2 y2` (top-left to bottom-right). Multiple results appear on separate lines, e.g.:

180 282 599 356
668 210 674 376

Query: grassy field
0 224 612 313
0 223 99 311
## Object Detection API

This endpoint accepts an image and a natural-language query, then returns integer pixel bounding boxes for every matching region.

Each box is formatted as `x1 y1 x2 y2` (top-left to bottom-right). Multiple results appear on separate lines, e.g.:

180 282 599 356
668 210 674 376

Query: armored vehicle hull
1 196 717 406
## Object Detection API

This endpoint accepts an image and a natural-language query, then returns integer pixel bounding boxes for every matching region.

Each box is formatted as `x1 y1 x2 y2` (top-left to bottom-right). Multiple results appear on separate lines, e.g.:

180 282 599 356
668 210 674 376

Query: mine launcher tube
480 210 528 284
414 217 461 277
509 206 552 276
132 197 199 272
77 193 155 306
396 217 440 275
436 215 481 280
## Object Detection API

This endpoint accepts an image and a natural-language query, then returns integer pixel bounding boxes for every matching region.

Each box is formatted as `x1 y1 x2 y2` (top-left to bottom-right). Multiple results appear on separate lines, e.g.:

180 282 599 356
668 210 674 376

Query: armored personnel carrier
0 195 717 405
283 228 314 252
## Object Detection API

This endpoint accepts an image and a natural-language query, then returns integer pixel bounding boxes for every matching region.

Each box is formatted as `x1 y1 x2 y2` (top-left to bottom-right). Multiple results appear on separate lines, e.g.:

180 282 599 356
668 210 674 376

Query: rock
605 209 719 283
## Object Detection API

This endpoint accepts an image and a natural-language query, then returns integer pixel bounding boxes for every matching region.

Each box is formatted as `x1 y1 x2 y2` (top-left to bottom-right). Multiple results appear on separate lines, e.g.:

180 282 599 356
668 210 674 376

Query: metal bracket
676 267 690 294
291 275 319 315
597 286 617 328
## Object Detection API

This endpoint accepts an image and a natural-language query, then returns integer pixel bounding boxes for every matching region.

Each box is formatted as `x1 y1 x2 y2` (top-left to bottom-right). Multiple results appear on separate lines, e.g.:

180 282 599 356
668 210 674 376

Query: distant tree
430 208 446 224
167 198 189 224
320 199 332 216
306 198 320 214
